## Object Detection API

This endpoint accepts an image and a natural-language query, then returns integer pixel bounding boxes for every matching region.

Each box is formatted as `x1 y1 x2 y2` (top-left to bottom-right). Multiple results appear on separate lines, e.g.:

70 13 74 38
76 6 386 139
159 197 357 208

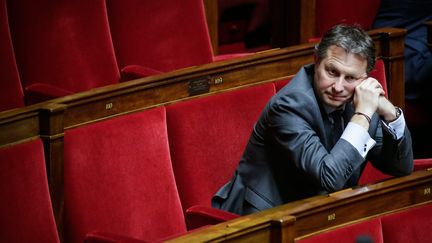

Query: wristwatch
395 106 402 119
388 106 401 123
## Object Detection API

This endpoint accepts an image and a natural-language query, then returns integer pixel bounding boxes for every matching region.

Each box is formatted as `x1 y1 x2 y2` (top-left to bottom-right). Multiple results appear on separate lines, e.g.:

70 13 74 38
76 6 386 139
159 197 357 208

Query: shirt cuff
341 122 376 158
381 110 406 140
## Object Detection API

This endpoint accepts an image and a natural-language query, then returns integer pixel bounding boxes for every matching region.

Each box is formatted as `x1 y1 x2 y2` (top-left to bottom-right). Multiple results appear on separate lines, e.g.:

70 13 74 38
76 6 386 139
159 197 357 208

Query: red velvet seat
166 83 275 229
357 60 432 185
105 0 248 81
0 139 60 243
381 203 432 243
0 0 24 112
63 107 186 242
105 0 214 80
298 218 384 243
7 0 120 104
314 0 381 38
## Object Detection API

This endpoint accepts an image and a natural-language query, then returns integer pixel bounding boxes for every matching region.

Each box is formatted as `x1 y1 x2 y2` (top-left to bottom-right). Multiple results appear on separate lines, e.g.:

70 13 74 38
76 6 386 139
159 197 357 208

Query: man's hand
352 77 385 117
377 96 398 122
351 78 385 129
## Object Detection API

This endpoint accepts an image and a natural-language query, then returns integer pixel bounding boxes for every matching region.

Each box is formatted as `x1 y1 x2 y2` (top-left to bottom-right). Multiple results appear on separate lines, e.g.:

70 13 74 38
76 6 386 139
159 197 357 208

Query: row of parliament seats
2 78 431 242
0 0 393 113
170 170 432 243
216 0 380 52
0 30 427 242
0 0 246 112
299 203 432 243
0 26 430 242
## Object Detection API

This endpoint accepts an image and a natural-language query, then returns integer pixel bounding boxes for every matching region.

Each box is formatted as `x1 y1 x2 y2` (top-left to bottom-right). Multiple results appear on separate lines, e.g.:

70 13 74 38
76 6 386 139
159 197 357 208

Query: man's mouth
328 94 345 101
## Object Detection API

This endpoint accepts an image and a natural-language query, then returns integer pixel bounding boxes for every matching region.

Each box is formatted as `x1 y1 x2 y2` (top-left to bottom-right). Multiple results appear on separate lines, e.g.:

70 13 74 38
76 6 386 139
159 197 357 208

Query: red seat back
381 203 432 243
315 0 381 37
166 83 275 212
7 0 120 103
358 59 393 185
106 0 214 73
298 218 384 243
63 107 186 242
0 139 60 243
0 0 24 111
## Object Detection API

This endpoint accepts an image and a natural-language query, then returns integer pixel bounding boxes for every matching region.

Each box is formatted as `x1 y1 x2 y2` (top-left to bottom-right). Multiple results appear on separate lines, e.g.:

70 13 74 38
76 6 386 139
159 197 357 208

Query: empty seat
7 0 120 104
381 203 432 243
166 83 275 228
314 0 381 37
106 0 214 80
106 0 248 81
0 139 60 243
298 218 384 243
0 0 24 111
63 107 186 242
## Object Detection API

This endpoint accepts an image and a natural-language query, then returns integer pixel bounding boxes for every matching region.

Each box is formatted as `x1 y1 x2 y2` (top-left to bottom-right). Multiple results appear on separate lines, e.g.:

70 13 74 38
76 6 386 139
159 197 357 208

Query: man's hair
315 24 376 73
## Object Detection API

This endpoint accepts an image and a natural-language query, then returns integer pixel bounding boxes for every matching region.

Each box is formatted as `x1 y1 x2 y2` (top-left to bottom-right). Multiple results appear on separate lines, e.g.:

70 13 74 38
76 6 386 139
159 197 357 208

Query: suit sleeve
367 118 414 176
266 93 366 192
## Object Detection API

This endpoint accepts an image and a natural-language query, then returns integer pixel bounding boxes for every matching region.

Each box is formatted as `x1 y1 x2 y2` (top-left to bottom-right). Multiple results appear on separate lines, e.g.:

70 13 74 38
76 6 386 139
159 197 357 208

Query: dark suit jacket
372 0 432 100
212 64 414 215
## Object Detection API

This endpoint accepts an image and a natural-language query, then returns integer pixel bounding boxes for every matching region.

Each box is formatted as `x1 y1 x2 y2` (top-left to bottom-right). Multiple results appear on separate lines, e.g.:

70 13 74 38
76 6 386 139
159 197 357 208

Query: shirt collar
323 103 346 116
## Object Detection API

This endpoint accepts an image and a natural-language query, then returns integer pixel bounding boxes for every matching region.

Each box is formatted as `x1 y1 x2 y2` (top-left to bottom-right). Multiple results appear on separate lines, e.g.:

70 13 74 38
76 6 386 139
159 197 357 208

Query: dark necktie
330 110 344 146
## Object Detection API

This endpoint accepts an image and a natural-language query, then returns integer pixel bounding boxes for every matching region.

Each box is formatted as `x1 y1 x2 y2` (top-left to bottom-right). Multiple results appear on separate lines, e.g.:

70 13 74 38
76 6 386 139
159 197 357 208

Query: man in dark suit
372 0 432 158
372 0 432 102
212 24 414 215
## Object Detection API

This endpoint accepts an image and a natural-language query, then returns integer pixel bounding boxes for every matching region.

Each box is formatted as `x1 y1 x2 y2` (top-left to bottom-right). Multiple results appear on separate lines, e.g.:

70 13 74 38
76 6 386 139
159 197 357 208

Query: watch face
395 107 401 118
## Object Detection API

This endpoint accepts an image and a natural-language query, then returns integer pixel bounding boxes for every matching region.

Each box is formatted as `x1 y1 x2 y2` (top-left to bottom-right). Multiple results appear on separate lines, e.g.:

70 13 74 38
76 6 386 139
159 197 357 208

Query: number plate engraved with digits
189 77 210 96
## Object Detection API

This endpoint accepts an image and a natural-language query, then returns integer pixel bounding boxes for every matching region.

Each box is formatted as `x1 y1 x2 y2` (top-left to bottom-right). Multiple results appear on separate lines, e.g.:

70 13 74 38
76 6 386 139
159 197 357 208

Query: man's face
314 45 368 109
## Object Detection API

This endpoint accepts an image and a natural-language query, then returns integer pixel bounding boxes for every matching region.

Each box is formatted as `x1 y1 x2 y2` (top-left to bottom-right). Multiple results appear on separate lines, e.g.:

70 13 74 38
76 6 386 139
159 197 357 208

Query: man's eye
345 76 359 83
327 69 336 76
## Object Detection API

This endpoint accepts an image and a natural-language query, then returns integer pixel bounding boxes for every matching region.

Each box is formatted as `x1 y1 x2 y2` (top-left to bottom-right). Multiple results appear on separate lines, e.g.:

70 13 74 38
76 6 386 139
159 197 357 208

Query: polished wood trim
270 0 315 47
45 28 406 130
369 27 407 109
40 103 66 243
0 106 41 147
203 0 219 54
426 20 432 50
167 170 432 242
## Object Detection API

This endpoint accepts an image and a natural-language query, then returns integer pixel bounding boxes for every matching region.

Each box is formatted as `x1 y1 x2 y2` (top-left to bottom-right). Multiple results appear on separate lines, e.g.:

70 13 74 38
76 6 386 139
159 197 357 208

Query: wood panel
427 20 432 49
166 170 432 242
204 0 219 54
47 27 406 131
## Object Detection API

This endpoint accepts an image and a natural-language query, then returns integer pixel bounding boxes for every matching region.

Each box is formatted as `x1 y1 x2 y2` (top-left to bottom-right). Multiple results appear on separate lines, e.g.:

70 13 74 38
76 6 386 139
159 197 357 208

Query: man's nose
332 78 344 92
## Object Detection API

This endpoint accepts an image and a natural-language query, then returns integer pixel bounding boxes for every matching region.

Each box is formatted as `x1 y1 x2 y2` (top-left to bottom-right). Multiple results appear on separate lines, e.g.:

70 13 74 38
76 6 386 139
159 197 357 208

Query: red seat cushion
8 0 120 103
64 107 186 242
381 203 432 243
298 218 384 243
315 0 381 37
166 83 275 214
106 0 213 74
0 139 60 243
0 0 24 111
